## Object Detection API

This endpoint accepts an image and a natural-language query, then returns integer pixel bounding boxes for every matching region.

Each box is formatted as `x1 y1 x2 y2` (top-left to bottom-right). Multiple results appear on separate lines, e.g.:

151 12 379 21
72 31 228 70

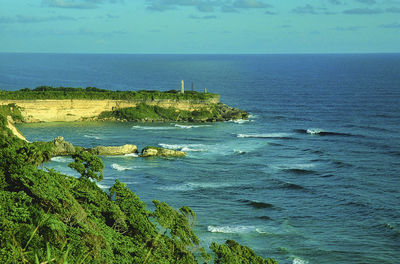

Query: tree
68 150 104 181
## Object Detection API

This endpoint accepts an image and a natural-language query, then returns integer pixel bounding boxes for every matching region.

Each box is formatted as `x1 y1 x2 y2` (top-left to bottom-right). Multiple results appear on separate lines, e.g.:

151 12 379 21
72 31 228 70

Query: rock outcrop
87 144 138 156
140 146 186 158
52 136 76 156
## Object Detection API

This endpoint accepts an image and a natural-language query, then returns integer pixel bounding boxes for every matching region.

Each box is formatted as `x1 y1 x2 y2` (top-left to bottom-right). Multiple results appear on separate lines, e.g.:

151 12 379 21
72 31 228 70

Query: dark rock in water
52 136 76 156
140 146 186 158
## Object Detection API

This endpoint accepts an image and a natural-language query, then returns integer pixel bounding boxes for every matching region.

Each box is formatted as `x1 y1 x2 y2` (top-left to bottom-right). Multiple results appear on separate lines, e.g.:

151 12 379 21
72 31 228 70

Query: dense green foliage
0 105 274 263
98 103 248 122
98 103 220 122
0 86 219 101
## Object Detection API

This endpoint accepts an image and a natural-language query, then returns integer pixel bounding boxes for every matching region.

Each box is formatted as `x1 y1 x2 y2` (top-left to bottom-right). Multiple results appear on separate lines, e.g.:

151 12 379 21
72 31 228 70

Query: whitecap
292 257 309 264
158 181 236 191
207 225 257 234
96 183 110 189
131 125 174 130
233 119 250 124
84 135 101 140
248 114 258 119
158 183 195 191
124 153 139 157
233 149 246 155
158 143 207 152
174 124 211 129
51 156 73 163
237 133 292 139
111 163 133 171
306 128 323 135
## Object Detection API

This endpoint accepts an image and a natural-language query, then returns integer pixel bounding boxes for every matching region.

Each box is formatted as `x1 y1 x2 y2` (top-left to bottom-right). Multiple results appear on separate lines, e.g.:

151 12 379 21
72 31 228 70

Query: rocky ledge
140 146 186 158
50 137 185 158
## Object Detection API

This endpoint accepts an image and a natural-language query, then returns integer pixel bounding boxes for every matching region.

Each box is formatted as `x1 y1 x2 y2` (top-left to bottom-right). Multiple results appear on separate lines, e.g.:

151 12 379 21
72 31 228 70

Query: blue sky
0 0 399 53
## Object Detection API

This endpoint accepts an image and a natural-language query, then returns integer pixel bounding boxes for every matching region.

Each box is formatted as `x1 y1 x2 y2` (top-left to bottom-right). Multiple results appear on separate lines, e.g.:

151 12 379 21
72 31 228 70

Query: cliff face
0 98 219 123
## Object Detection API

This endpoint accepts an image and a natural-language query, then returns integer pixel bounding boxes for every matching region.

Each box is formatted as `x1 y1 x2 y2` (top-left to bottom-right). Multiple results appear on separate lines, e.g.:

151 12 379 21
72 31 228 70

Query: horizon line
1 51 400 56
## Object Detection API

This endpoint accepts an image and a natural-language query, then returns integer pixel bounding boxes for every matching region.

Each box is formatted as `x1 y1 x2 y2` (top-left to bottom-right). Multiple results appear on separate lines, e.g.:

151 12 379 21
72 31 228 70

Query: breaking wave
239 199 274 209
207 225 260 234
174 124 210 129
111 163 133 171
159 143 207 152
84 134 102 140
237 133 293 139
295 128 359 137
51 156 73 163
131 125 175 130
124 153 139 157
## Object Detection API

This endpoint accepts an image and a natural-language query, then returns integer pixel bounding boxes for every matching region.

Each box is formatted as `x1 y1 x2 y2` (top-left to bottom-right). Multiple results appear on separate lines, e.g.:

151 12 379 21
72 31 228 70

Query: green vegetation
98 103 248 122
0 105 274 263
0 86 219 101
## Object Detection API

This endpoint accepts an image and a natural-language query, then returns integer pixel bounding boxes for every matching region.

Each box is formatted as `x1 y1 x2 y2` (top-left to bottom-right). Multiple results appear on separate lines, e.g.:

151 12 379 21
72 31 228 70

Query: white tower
181 80 184 94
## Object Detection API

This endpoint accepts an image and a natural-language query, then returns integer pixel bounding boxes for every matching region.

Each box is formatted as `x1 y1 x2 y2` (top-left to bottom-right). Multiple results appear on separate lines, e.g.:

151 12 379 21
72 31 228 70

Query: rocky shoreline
51 136 185 158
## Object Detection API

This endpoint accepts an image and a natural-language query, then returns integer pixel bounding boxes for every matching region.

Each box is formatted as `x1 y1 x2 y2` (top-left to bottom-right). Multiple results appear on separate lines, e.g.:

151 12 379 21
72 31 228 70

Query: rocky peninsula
0 86 248 123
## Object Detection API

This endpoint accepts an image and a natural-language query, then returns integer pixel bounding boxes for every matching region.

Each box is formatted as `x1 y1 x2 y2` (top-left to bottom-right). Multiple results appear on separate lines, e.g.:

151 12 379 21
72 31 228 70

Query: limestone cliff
0 99 219 123
6 116 27 141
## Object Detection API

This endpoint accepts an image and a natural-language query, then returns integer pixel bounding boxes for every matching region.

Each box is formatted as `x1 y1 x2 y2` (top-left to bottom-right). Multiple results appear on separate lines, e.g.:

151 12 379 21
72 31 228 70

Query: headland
0 86 248 123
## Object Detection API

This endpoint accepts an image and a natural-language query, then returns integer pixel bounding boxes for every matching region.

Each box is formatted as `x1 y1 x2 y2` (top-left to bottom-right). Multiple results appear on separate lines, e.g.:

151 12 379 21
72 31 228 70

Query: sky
0 0 399 54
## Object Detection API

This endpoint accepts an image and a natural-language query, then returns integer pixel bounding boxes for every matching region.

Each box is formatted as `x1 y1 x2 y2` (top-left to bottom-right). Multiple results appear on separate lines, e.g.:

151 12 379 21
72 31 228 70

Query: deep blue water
1 53 400 264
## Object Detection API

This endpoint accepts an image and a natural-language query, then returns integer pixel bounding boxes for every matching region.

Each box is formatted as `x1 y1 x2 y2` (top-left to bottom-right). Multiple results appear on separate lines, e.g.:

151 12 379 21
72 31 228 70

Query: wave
124 153 139 157
111 163 133 171
51 156 73 163
258 215 272 220
96 183 110 189
280 182 306 191
237 133 293 139
248 114 258 119
283 168 316 175
239 199 274 209
158 181 236 191
158 143 207 152
84 134 101 140
295 128 358 137
174 124 210 129
233 119 250 124
292 257 309 264
131 125 175 130
207 225 258 234
233 149 246 155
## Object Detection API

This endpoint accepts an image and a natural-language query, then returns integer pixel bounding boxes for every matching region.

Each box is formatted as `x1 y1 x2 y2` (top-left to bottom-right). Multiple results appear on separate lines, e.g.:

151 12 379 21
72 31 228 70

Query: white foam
306 128 323 135
292 257 309 264
124 153 139 157
237 133 292 138
174 124 210 129
97 183 110 189
233 119 250 124
131 125 174 130
51 156 73 163
84 135 101 140
207 225 257 234
248 114 258 119
158 181 236 191
158 143 207 152
111 163 133 171
233 149 246 154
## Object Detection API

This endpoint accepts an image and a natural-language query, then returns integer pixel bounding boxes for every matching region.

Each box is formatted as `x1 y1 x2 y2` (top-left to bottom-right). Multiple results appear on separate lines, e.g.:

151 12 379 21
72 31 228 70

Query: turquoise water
2 53 400 263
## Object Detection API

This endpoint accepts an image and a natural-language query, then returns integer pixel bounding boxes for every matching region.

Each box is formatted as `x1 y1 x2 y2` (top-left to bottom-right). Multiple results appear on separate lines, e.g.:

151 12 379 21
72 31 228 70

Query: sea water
1 53 400 264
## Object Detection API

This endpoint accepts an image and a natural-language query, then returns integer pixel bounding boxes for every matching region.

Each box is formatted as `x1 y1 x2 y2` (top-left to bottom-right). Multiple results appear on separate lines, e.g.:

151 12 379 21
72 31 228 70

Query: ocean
1 53 399 264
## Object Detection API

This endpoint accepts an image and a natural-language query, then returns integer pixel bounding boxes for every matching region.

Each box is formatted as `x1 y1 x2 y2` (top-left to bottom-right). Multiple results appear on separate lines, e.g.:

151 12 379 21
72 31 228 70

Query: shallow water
2 53 400 263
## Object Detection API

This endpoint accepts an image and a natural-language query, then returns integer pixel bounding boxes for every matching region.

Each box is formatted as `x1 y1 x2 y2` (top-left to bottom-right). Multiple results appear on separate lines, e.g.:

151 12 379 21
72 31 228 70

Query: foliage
0 105 275 264
1 86 219 101
68 150 104 181
98 103 248 122
210 240 278 264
